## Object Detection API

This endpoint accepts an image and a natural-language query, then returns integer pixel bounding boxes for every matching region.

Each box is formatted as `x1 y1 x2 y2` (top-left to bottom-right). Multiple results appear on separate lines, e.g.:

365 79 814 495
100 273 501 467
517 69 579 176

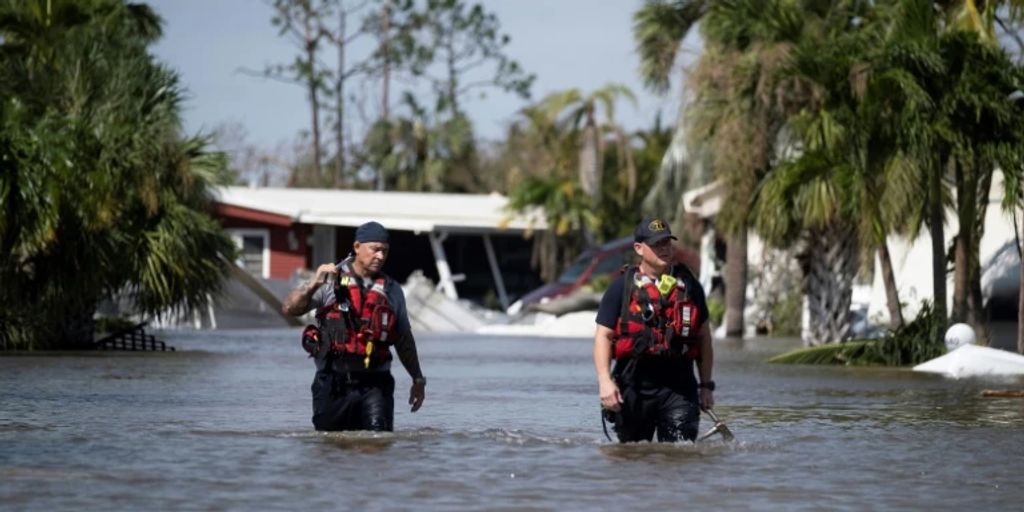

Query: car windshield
556 257 591 284
590 249 631 277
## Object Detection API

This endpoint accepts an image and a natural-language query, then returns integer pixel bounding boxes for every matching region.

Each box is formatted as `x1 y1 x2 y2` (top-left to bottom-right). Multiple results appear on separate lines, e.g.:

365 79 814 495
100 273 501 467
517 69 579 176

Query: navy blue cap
355 221 390 243
634 216 677 244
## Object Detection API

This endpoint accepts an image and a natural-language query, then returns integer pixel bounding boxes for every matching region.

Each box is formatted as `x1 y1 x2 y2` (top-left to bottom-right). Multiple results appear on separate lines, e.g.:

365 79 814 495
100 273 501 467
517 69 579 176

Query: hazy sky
148 0 699 151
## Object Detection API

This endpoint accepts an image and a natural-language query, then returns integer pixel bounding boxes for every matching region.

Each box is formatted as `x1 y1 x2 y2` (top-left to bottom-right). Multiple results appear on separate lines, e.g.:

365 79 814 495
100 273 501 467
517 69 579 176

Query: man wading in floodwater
593 216 715 442
283 221 426 431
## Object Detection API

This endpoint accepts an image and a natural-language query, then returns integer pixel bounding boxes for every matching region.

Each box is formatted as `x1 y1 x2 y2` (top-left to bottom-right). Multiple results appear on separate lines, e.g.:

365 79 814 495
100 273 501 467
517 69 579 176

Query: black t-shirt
595 264 710 391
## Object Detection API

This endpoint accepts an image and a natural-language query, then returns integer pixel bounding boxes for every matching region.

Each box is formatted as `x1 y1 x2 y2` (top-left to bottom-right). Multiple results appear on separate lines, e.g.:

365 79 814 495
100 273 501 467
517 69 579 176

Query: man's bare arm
281 263 337 316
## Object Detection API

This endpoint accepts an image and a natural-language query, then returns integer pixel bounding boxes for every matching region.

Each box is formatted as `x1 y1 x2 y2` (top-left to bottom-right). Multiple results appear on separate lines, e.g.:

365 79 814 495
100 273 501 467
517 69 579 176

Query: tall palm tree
503 85 643 281
638 0 827 338
635 0 818 338
873 0 1024 342
535 85 638 222
0 0 235 349
936 0 1024 340
635 0 750 332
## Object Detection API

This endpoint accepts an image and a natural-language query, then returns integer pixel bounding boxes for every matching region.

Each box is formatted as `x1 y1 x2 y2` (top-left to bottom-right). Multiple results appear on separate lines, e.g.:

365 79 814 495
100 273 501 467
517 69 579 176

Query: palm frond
634 0 706 93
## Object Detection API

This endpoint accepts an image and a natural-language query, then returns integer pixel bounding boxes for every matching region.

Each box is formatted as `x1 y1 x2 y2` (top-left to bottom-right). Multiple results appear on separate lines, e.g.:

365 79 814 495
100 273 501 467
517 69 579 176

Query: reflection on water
2 329 1024 510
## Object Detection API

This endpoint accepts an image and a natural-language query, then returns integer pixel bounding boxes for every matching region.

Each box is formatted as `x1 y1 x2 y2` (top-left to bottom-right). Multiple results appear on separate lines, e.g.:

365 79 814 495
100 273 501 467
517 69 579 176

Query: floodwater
2 329 1023 511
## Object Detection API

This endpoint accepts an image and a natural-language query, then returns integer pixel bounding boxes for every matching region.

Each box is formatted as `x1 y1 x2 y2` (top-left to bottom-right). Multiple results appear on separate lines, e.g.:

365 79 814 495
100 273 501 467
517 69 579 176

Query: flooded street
2 329 1023 510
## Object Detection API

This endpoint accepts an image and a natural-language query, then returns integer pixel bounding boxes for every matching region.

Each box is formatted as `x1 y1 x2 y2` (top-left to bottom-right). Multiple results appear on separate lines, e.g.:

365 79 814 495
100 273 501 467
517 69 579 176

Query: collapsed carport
215 186 548 311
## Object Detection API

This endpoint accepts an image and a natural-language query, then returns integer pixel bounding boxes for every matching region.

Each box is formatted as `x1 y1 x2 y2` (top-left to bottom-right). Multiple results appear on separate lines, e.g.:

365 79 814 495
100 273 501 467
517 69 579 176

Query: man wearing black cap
592 216 714 442
283 221 426 431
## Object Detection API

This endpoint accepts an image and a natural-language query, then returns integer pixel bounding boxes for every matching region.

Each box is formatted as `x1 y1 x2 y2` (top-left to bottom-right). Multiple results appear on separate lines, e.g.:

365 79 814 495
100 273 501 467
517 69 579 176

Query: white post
482 234 510 310
206 293 218 330
699 227 716 292
429 231 459 300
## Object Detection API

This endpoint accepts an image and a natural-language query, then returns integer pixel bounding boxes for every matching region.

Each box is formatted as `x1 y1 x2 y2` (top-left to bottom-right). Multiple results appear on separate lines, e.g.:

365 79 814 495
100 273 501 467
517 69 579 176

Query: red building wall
268 226 309 280
213 203 311 280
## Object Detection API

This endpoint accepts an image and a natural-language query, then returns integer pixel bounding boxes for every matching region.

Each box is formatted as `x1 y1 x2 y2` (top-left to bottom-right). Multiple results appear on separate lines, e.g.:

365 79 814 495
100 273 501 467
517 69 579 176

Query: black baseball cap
634 216 677 245
355 221 390 243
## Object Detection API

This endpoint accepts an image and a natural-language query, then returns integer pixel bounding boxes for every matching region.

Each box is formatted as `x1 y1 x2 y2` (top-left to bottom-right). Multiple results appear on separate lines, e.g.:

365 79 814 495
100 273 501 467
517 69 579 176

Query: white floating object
913 344 1024 378
944 323 976 350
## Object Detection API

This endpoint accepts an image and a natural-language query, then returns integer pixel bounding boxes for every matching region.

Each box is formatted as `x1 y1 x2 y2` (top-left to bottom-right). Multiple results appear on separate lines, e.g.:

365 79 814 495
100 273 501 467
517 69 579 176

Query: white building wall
867 170 1018 324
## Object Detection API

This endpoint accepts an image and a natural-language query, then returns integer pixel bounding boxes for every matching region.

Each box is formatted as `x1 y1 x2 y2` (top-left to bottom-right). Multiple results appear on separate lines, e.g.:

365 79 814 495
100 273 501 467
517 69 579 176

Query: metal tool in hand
697 408 735 442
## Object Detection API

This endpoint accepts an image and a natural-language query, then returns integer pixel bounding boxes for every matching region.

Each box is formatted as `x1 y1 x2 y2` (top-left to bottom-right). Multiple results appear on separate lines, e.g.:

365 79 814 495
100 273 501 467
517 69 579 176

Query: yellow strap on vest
364 341 374 368
656 274 677 295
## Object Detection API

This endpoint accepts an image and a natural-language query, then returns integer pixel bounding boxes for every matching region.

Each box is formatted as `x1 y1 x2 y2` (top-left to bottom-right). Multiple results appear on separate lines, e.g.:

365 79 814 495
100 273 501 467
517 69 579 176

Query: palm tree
0 0 235 349
534 85 638 240
635 0 817 338
936 0 1024 341
503 85 643 281
635 0 749 332
872 0 1024 343
639 0 830 338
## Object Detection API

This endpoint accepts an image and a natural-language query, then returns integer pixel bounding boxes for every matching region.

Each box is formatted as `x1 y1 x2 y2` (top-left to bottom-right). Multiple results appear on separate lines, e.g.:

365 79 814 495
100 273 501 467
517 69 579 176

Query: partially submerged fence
93 322 174 352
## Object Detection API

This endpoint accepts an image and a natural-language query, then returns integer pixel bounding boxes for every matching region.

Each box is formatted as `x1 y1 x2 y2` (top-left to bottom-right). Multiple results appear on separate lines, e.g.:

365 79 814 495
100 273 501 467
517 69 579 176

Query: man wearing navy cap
592 216 715 442
283 221 426 431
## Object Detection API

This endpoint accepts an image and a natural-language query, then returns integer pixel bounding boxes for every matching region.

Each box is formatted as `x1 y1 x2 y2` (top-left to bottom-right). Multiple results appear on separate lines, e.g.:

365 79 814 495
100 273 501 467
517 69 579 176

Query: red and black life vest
613 265 703 360
301 263 397 368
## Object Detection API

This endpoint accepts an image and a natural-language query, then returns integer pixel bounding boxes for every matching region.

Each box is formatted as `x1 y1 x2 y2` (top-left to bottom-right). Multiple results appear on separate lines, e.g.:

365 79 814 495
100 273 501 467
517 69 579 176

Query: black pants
606 383 700 443
311 370 395 432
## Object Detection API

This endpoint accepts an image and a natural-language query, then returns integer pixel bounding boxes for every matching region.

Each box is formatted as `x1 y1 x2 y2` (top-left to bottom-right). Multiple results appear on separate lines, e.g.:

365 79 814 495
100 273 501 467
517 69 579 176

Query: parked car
507 236 700 315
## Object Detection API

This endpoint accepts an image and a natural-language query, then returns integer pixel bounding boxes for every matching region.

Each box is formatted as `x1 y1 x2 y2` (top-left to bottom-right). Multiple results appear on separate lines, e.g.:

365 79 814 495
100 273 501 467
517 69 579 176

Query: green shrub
707 296 725 327
769 287 803 336
768 301 946 367
863 301 946 366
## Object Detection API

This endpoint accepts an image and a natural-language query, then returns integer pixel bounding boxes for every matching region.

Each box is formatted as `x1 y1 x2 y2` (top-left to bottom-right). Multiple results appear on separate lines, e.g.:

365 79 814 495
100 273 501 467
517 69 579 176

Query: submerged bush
863 301 946 366
768 301 946 366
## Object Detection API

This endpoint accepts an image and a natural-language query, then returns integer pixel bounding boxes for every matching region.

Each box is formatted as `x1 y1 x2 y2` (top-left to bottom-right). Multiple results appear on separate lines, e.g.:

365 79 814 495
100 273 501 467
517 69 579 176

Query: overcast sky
148 0 701 151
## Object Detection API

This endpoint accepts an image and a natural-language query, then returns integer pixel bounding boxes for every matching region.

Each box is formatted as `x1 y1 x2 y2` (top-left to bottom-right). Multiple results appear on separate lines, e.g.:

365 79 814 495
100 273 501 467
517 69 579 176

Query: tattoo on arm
394 331 423 380
282 281 318 316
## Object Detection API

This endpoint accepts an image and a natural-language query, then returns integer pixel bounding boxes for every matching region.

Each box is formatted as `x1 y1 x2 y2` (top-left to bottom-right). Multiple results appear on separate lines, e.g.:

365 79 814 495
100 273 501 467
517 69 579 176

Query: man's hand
282 262 338 317
700 388 714 411
409 378 426 412
313 263 338 285
599 377 623 412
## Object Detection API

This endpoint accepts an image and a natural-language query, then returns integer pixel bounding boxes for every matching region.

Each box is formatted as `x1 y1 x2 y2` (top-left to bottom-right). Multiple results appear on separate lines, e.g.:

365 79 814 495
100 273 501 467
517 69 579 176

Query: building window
228 229 270 278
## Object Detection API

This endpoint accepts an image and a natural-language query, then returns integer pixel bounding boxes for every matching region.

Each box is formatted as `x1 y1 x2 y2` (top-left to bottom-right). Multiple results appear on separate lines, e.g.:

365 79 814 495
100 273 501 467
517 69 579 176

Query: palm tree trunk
929 163 947 325
953 160 993 345
1019 220 1024 354
802 223 857 346
724 229 747 338
967 167 993 345
951 159 971 324
952 231 970 323
878 242 904 330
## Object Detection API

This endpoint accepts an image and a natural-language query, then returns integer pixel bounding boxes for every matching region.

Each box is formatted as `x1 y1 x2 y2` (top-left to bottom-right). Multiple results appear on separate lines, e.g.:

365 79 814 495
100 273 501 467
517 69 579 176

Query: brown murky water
2 330 1023 510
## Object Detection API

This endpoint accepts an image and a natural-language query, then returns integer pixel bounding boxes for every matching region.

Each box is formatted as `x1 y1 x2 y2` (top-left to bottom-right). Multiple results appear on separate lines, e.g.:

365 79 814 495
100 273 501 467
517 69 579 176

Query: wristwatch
413 376 427 386
698 380 716 391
